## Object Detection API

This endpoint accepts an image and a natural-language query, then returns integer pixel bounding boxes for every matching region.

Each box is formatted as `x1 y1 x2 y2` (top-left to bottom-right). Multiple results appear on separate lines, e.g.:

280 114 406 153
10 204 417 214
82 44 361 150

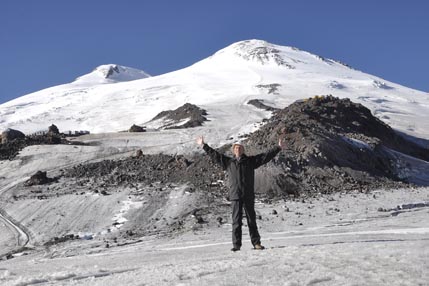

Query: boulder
129 124 146 132
24 171 54 186
135 149 143 158
1 128 25 144
48 124 60 135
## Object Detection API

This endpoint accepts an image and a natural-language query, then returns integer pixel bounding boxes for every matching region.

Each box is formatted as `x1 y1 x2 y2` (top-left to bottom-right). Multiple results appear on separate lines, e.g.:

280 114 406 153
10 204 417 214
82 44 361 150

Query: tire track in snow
0 180 34 258
158 227 429 251
8 267 139 286
0 209 31 257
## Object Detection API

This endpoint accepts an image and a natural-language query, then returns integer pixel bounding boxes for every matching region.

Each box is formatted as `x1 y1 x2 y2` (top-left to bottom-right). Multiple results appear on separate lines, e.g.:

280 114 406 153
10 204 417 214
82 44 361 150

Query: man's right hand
196 136 205 146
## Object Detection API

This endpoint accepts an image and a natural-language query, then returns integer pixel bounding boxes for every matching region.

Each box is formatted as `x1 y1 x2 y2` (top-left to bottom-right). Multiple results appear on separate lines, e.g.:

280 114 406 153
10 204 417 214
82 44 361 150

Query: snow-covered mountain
1 39 428 142
1 40 429 286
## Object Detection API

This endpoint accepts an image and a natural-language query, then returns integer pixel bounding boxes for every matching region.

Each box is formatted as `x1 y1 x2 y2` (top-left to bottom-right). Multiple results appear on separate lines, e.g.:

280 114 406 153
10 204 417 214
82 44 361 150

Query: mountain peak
211 39 353 70
74 64 150 84
212 39 301 68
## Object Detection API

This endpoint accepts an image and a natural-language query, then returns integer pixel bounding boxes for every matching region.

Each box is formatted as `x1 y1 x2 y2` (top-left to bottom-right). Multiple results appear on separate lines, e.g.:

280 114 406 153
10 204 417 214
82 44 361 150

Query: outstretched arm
197 136 231 170
252 146 281 169
252 135 285 169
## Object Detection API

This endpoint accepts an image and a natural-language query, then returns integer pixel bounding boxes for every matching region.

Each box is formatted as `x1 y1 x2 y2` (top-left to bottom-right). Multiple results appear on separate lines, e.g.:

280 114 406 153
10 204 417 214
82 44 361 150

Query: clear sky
1 0 428 104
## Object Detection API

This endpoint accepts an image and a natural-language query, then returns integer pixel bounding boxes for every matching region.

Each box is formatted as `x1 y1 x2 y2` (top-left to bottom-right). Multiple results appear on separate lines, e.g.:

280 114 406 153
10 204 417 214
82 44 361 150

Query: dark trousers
231 199 261 248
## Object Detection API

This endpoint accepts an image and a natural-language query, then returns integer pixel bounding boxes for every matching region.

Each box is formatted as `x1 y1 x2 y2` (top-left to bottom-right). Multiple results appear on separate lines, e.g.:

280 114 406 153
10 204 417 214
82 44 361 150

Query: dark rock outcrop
105 65 120 79
24 171 55 186
48 124 60 135
44 234 79 246
150 103 208 129
1 128 25 144
247 99 279 111
0 134 86 161
243 95 422 196
129 124 146 132
134 149 143 158
255 83 281 94
65 153 227 199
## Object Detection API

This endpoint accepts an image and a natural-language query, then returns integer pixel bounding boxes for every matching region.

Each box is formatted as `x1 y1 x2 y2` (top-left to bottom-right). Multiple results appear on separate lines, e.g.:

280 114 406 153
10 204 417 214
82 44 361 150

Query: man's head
232 142 245 158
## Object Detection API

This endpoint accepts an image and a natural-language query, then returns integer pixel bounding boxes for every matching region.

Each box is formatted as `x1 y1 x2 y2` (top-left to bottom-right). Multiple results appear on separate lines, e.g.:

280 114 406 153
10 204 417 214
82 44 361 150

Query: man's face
233 145 244 158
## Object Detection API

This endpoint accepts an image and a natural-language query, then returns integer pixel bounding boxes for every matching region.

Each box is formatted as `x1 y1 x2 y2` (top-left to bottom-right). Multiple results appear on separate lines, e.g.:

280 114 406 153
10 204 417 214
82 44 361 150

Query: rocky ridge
148 103 208 129
244 95 424 196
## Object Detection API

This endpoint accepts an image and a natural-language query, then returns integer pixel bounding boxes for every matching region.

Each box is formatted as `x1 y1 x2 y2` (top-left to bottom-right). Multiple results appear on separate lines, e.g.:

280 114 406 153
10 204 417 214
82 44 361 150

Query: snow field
2 183 428 285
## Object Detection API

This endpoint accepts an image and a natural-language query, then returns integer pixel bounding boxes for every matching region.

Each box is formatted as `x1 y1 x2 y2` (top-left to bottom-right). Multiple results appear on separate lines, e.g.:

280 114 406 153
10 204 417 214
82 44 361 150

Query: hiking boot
253 244 265 250
231 246 241 252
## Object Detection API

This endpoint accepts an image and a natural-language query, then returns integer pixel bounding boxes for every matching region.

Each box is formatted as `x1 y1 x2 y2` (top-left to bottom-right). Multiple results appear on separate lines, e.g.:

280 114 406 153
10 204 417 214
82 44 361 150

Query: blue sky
1 0 428 104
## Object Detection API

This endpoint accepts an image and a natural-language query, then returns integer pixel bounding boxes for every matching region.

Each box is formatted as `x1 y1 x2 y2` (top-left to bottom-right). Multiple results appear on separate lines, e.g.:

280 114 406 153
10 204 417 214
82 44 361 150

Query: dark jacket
203 143 281 200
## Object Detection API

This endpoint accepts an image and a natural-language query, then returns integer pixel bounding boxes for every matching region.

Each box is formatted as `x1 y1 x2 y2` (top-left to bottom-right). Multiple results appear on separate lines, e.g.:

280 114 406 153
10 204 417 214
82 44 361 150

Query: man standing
197 136 285 251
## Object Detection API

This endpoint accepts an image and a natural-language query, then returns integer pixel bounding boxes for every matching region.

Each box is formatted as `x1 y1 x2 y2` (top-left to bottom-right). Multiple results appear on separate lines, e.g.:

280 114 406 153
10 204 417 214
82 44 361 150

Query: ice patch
342 136 370 149
111 199 143 229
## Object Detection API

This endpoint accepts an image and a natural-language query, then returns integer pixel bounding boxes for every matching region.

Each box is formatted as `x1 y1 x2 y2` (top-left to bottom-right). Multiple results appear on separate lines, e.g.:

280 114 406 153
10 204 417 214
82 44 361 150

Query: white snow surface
1 39 429 144
1 39 429 285
1 182 428 285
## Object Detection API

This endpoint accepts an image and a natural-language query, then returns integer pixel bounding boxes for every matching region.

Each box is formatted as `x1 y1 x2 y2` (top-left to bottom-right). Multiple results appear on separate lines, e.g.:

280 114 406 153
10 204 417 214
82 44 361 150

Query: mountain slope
0 40 428 144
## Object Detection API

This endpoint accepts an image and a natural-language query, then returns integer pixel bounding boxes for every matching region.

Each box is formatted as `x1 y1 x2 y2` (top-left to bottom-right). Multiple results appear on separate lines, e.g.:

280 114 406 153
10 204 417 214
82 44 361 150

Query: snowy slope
1 39 428 144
